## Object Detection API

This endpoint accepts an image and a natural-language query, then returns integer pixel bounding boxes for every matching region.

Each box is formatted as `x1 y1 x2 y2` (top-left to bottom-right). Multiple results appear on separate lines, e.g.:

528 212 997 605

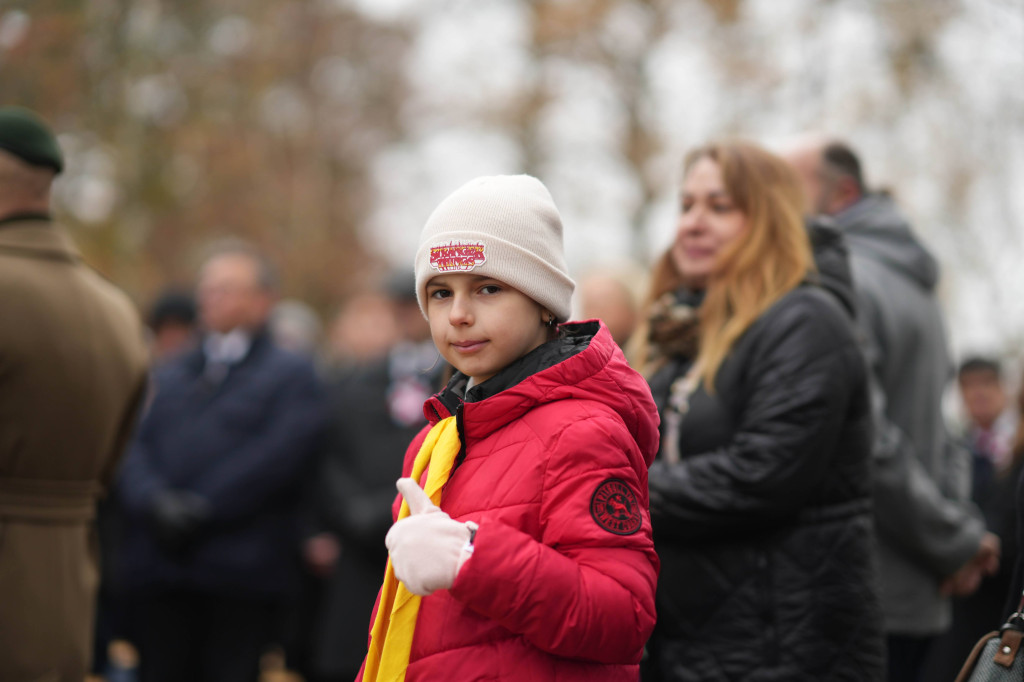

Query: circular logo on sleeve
590 478 642 535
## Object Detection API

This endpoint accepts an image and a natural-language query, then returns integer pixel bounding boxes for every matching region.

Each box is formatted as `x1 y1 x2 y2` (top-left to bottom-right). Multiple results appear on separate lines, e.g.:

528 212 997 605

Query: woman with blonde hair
637 141 884 680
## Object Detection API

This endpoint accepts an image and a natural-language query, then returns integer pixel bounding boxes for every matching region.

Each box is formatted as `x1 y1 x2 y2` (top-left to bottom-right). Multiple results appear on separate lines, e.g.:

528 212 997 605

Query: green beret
0 106 63 173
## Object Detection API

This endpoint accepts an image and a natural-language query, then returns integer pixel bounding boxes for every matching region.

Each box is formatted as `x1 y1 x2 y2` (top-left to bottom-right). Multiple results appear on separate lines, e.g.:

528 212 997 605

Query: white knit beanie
414 174 576 321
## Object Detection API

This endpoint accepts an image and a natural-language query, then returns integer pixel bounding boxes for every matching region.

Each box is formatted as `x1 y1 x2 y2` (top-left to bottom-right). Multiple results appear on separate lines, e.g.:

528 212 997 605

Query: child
359 175 660 682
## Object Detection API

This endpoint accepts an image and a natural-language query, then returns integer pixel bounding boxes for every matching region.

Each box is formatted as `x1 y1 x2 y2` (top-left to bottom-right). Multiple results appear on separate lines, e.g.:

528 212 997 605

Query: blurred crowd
92 258 448 682
3 106 1023 682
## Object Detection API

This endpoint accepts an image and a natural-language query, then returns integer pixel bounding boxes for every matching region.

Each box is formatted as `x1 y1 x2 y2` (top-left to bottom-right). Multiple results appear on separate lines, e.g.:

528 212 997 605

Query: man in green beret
0 106 150 682
0 105 65 173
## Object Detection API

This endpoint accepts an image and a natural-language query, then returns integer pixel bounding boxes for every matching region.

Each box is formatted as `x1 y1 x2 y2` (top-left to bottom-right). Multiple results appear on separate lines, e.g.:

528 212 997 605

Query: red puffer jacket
362 321 660 682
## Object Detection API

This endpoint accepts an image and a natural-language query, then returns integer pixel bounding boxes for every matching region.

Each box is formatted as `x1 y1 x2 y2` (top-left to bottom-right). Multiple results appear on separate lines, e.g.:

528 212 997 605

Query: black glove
150 490 211 556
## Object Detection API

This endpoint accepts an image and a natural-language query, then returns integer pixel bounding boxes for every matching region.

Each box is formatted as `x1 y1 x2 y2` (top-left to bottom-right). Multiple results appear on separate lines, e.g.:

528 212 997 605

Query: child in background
358 175 660 682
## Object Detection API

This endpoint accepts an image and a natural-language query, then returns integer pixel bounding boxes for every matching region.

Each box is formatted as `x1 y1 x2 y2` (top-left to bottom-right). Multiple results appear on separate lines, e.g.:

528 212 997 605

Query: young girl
358 174 660 682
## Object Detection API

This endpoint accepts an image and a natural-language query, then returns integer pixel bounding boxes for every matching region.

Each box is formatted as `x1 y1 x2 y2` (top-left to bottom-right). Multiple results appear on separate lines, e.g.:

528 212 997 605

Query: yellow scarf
361 416 461 682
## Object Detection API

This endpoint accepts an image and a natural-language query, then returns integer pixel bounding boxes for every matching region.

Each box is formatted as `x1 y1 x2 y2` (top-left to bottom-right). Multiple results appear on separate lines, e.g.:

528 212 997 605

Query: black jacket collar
435 321 598 415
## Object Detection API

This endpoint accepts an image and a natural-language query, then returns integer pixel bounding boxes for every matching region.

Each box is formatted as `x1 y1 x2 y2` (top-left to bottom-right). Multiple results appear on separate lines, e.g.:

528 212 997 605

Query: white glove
385 478 474 596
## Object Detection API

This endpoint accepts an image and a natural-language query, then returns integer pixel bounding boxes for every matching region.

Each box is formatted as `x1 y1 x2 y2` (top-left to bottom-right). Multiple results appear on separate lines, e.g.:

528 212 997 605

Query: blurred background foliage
3 0 411 311
1 0 1022 355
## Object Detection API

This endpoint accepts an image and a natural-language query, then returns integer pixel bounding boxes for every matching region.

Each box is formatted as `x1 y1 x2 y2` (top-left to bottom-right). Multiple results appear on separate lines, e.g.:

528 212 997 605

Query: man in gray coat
785 139 999 682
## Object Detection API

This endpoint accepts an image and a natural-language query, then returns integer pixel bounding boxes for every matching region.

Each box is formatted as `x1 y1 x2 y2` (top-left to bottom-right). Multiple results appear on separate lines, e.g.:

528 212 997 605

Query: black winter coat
118 331 327 598
644 285 884 681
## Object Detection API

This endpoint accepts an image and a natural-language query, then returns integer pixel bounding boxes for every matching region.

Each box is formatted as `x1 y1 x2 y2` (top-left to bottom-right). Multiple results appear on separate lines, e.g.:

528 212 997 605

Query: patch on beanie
429 241 487 273
590 478 642 535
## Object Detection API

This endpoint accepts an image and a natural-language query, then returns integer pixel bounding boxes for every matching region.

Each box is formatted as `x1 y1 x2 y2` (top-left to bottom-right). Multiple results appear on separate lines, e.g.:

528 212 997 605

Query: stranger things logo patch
591 478 642 535
429 241 487 273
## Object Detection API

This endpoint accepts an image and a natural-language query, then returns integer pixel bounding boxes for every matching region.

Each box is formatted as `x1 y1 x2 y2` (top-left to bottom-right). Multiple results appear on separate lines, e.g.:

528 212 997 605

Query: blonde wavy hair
633 140 815 391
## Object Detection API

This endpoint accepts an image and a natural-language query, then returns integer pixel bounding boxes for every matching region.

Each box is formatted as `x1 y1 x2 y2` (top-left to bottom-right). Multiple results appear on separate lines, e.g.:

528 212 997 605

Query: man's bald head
782 135 866 217
578 272 638 348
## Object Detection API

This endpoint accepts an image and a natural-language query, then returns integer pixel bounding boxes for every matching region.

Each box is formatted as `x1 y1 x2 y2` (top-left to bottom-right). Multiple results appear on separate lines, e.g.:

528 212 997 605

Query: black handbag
954 591 1024 681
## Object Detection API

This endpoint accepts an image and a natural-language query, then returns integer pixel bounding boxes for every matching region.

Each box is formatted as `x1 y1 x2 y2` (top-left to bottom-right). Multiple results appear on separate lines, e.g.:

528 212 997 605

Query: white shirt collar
203 329 253 365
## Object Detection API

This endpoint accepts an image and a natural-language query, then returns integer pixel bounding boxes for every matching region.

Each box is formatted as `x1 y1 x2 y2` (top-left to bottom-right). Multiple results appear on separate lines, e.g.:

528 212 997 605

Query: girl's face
670 157 749 289
425 274 550 385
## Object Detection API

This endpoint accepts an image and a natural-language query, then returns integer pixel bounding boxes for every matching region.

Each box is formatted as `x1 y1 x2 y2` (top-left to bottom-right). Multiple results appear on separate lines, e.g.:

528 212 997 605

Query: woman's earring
545 316 557 330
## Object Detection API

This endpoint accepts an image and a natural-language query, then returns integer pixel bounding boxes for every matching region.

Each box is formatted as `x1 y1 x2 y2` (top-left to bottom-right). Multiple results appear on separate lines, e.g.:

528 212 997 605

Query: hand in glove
385 478 475 596
150 489 211 556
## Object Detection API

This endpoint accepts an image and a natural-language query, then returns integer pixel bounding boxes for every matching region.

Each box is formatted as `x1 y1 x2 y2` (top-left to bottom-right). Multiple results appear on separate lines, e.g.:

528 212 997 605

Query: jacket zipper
452 401 468 472
757 550 780 666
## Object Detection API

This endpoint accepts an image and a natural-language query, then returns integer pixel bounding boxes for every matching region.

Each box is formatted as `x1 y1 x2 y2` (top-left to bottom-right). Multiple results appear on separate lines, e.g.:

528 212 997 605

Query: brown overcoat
0 217 149 682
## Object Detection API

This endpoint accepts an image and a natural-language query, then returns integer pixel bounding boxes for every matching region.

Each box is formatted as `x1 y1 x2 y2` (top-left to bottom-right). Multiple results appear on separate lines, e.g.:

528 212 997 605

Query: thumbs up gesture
385 478 475 596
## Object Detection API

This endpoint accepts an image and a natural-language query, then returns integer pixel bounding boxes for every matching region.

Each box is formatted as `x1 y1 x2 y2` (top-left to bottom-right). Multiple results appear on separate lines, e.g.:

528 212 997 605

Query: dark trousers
886 634 935 682
132 589 281 682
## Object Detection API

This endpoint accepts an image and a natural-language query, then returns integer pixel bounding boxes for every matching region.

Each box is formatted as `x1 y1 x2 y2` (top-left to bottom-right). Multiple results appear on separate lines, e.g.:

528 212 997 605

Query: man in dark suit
118 241 328 682
0 106 150 682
